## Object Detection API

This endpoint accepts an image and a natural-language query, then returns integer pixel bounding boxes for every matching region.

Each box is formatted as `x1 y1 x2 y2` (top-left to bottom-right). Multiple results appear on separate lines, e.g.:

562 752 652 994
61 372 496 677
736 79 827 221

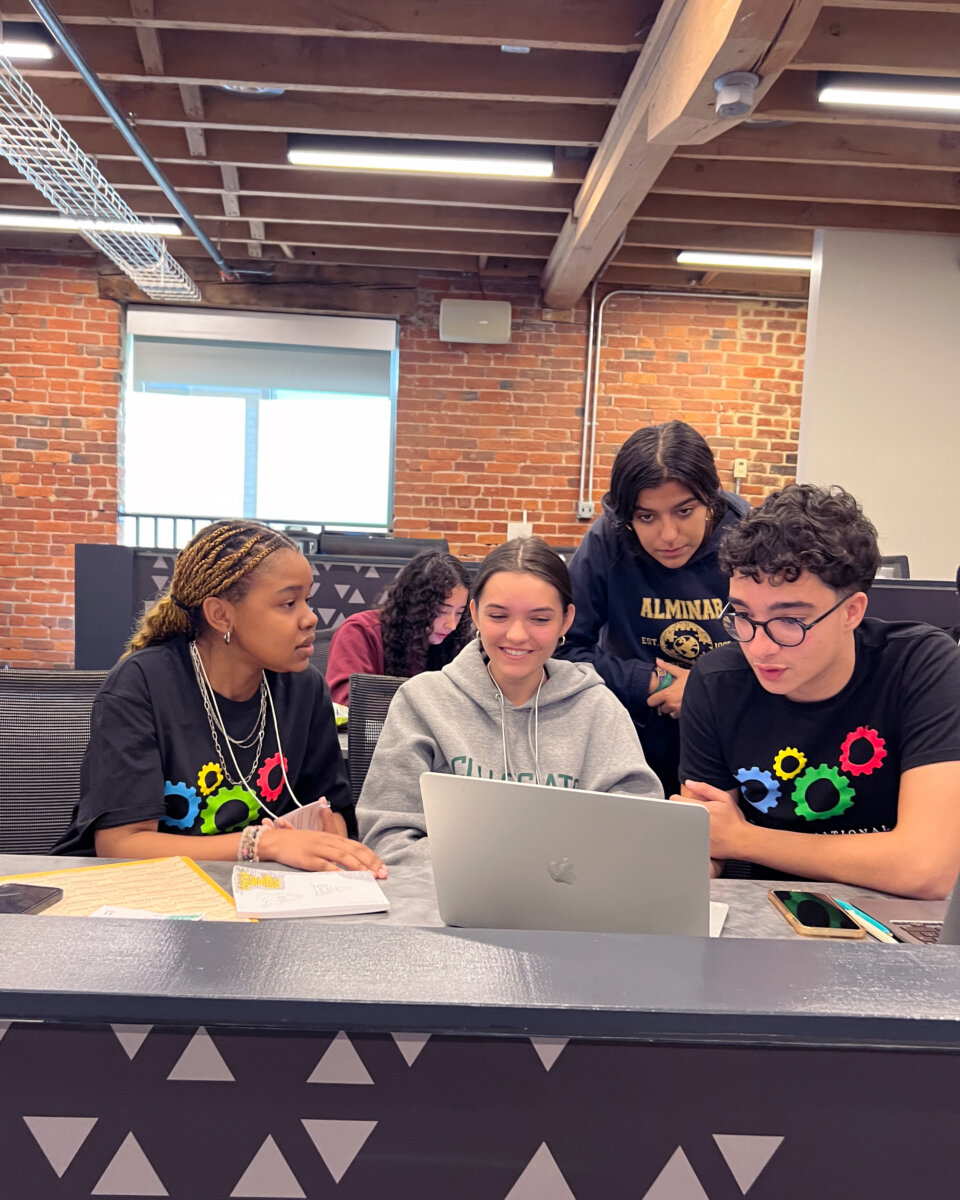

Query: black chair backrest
347 672 407 805
0 668 107 853
313 626 336 678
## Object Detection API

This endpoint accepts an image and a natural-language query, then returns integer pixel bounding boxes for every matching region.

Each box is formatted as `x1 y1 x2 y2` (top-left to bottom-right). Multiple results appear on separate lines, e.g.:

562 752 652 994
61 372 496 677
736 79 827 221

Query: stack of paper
231 866 390 919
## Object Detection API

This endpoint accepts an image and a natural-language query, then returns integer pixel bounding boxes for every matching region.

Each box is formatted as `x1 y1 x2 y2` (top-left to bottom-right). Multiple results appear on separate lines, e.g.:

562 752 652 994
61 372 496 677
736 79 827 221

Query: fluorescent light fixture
676 251 813 272
0 212 182 236
287 135 554 179
818 72 960 113
0 23 55 60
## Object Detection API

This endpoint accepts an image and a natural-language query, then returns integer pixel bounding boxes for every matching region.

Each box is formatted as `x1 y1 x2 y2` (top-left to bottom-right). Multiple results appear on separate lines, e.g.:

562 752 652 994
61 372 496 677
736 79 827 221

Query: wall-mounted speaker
438 299 512 344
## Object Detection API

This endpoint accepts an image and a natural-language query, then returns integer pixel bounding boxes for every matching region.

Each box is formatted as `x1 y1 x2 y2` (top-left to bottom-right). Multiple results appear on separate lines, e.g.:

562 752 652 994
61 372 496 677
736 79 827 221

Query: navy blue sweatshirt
558 491 749 791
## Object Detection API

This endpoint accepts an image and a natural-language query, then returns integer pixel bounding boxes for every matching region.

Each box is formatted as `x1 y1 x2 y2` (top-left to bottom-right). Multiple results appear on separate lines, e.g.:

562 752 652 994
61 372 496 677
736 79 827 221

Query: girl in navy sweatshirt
558 421 749 794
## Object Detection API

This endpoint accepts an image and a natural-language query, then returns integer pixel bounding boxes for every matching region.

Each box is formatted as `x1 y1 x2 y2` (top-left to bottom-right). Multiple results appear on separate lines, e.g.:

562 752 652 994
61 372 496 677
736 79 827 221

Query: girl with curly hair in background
325 550 471 704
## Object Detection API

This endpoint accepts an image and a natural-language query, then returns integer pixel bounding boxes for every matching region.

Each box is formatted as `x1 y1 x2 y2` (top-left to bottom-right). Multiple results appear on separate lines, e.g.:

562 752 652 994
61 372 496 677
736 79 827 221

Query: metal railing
119 512 388 550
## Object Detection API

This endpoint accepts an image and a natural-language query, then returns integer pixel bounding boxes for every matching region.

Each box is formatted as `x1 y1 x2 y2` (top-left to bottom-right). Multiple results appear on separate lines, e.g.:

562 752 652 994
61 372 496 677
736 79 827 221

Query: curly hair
606 420 727 553
719 484 881 594
379 551 472 676
125 520 297 655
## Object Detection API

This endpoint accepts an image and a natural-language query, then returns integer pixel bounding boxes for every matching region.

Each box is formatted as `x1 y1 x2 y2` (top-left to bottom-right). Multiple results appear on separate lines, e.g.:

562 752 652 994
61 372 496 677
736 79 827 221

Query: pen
833 898 900 944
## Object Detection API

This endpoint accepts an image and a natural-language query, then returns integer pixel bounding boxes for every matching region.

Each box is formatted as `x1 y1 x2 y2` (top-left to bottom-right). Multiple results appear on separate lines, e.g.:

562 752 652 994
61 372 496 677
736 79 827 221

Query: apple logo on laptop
548 857 576 885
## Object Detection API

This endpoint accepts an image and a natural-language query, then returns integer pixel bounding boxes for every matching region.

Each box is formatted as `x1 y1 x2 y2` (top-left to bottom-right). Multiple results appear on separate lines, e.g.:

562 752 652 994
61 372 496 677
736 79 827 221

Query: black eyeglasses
720 593 854 648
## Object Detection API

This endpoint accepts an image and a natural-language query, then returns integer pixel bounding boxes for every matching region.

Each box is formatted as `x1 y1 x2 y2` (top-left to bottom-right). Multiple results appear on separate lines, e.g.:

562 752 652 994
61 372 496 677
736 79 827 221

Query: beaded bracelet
237 824 264 863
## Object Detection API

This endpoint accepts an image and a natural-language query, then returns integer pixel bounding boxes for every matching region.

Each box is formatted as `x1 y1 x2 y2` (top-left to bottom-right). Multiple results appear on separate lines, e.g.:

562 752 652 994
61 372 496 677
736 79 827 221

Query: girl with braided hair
325 550 471 705
55 519 385 877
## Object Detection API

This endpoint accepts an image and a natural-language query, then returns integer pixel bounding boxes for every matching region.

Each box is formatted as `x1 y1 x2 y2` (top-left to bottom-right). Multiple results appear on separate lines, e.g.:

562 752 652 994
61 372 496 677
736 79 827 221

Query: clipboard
0 856 248 922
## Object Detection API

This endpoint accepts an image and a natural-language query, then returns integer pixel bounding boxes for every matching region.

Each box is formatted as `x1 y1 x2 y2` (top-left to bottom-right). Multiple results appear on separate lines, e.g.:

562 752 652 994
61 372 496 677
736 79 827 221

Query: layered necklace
188 640 304 816
189 640 267 788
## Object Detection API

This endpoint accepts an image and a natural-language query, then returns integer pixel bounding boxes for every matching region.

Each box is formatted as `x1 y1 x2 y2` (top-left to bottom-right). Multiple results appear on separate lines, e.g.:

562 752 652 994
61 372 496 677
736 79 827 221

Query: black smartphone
0 883 64 915
768 889 864 938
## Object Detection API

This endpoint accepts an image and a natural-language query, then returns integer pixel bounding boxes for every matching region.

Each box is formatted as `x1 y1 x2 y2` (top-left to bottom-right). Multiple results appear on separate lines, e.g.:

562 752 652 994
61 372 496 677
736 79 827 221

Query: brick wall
0 256 806 666
0 251 122 666
394 276 805 556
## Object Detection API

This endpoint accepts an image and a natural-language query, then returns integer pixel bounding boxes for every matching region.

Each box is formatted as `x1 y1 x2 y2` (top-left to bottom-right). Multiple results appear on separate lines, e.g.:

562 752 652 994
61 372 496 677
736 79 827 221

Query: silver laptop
420 773 710 936
852 886 960 946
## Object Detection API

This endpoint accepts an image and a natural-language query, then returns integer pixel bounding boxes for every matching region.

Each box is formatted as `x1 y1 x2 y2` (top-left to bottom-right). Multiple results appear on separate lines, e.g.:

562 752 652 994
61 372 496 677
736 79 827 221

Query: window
122 308 397 546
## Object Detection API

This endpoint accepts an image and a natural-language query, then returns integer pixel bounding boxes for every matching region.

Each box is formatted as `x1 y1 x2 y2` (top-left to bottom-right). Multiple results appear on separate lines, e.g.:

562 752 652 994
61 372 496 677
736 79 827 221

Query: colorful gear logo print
839 726 887 776
773 747 806 782
161 780 201 830
200 785 260 835
257 752 288 804
792 764 855 822
735 766 780 814
197 761 223 797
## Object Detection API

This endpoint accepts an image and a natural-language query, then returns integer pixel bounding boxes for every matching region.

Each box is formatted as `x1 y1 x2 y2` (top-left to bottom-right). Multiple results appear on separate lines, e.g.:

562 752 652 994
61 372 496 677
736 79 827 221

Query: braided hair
379 551 472 677
125 520 298 655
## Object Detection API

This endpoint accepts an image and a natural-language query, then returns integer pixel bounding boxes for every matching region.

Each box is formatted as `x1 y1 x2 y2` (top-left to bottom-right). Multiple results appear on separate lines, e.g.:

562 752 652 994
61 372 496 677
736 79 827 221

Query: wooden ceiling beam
33 78 608 146
682 121 960 171
624 220 815 253
656 156 960 208
188 221 555 259
789 7 960 76
632 192 960 233
840 1 960 11
600 264 809 295
26 26 631 104
130 0 163 75
0 159 580 211
3 0 654 52
758 71 960 129
167 241 545 274
178 83 207 157
542 0 824 308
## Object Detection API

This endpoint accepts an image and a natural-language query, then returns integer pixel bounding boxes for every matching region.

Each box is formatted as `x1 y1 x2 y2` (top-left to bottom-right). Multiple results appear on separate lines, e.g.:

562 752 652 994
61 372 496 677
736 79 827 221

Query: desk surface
0 853 958 1049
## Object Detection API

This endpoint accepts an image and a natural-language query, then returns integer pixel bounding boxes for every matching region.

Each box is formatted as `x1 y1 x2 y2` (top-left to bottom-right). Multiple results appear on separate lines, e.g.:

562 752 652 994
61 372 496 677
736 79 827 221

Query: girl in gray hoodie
358 537 662 867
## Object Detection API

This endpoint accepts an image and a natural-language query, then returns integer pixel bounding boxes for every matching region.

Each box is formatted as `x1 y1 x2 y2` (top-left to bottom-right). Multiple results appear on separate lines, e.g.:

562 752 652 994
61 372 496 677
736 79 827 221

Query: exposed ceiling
0 0 958 308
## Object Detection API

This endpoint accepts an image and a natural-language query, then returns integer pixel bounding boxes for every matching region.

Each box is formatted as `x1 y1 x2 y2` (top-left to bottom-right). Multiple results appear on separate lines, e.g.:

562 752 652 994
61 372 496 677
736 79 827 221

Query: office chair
0 669 107 853
346 672 407 805
312 626 336 678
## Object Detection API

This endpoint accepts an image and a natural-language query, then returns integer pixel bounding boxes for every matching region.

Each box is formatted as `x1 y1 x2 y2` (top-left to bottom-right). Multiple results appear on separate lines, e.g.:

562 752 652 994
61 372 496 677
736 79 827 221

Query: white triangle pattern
92 1132 168 1196
348 588 364 604
391 1032 430 1066
24 1115 98 1178
302 1119 377 1183
111 1023 153 1060
152 557 166 568
335 584 351 598
641 1148 709 1200
151 575 167 592
529 1036 568 1072
166 1027 235 1082
365 567 380 577
230 1135 305 1198
0 1020 9 1043
504 1143 577 1200
316 607 335 625
713 1134 784 1194
306 1030 374 1085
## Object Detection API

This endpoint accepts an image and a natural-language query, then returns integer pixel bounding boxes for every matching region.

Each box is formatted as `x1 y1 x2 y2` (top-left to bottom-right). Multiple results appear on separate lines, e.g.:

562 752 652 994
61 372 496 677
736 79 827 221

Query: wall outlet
507 521 533 541
577 501 595 520
733 458 748 479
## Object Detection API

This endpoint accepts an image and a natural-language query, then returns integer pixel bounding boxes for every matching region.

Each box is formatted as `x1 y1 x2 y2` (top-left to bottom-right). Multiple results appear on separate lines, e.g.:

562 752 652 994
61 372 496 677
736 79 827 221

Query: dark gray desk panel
1 914 959 1048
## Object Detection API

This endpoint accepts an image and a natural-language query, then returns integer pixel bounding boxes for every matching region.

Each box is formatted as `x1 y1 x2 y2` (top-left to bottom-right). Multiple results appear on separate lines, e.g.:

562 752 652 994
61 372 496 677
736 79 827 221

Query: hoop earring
558 634 566 647
223 629 231 645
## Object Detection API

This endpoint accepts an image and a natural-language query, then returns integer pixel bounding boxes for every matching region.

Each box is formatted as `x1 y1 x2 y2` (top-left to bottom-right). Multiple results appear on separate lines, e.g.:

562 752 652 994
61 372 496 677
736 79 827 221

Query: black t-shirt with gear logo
679 619 960 877
54 635 350 855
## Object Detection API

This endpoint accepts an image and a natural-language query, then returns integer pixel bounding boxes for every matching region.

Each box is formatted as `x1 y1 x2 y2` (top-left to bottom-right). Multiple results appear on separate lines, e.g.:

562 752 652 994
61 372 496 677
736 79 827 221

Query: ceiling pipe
27 0 238 281
578 286 807 518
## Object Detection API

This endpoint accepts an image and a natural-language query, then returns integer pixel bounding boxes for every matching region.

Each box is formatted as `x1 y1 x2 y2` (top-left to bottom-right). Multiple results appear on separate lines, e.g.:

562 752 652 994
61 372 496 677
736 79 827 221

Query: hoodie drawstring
487 663 545 786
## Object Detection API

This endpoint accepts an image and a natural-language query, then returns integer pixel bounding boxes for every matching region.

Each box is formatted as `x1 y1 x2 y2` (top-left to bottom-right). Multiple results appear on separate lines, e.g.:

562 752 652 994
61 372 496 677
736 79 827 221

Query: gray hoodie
358 639 663 867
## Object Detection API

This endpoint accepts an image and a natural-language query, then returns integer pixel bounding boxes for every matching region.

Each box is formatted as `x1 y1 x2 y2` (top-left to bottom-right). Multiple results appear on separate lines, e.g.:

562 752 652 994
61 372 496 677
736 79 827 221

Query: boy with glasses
678 484 960 899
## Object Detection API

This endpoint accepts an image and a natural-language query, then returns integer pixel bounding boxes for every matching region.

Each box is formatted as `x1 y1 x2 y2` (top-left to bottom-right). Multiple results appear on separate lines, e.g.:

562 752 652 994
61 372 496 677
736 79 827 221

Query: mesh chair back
347 673 407 805
0 668 107 853
313 626 336 678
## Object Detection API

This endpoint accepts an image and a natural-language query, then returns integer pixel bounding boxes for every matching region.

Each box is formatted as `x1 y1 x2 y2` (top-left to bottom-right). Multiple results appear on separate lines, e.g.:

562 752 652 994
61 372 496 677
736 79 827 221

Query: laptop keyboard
892 921 942 945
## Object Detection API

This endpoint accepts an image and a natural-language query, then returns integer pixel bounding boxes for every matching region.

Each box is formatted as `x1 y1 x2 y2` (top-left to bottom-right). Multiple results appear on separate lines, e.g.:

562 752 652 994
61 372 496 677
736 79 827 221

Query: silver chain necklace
189 641 267 787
